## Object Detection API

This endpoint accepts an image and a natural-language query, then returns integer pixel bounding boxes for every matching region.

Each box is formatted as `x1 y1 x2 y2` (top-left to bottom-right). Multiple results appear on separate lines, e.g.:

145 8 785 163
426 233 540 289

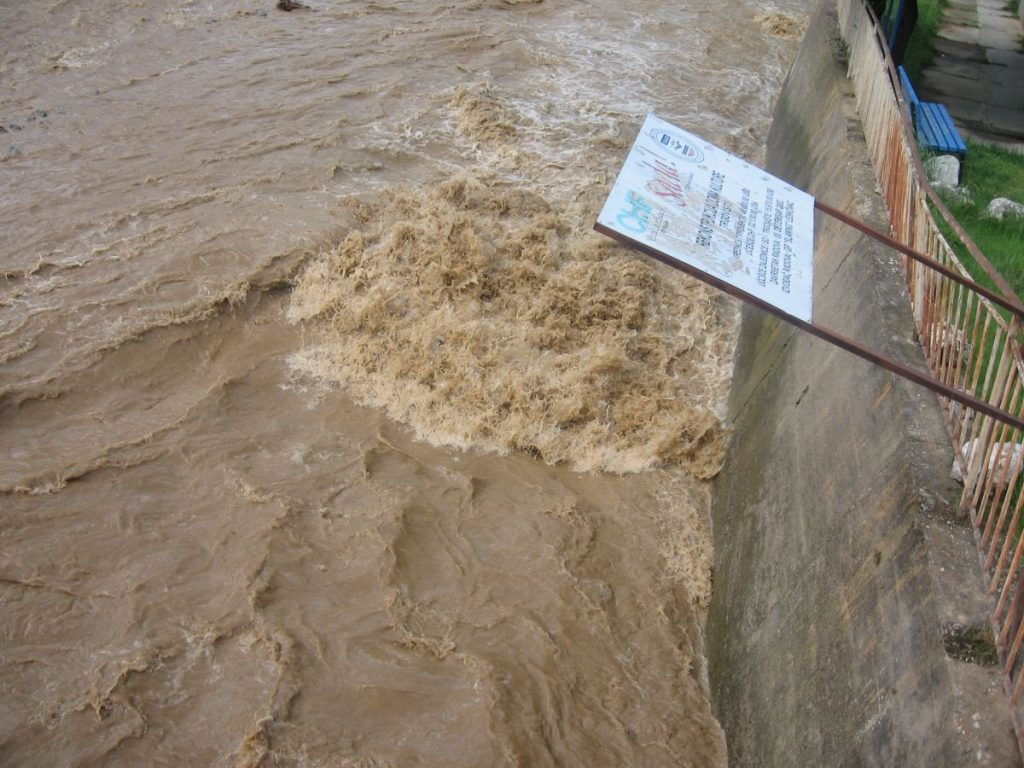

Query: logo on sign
615 190 654 235
648 128 704 163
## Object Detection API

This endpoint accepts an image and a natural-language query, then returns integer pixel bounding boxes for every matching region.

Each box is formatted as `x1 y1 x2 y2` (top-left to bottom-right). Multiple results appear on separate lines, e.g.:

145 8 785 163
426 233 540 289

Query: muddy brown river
1 1 813 765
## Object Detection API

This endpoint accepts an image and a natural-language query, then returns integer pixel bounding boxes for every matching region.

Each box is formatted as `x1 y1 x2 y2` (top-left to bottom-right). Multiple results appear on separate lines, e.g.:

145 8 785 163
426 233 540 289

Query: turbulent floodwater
1 1 812 765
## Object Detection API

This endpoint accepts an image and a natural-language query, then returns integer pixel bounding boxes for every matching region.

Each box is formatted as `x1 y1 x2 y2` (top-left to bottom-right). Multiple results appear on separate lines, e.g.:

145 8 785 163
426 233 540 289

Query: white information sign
597 115 815 321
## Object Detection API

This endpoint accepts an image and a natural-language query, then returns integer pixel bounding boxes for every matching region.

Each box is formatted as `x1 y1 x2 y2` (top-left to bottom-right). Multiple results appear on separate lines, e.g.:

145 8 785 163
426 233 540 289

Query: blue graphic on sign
647 128 704 163
615 190 654 234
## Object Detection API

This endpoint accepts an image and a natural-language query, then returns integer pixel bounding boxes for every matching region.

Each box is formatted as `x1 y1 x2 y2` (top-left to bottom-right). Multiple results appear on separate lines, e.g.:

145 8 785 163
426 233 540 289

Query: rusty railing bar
593 223 1024 432
815 200 1024 320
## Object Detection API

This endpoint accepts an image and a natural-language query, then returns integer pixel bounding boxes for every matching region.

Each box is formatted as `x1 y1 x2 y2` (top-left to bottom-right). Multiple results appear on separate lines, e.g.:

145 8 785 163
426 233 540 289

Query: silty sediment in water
0 1 814 764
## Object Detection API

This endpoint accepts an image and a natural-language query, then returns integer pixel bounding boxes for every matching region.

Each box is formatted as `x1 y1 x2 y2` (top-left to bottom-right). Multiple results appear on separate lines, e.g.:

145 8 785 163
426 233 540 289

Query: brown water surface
0 1 812 765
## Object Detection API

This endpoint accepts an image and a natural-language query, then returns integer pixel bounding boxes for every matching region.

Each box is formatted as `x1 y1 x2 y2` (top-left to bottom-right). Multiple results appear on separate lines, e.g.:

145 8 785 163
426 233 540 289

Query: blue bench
898 66 967 161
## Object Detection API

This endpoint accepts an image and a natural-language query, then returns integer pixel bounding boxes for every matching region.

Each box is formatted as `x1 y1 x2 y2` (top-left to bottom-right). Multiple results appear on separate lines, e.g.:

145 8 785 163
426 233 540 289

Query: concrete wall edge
706 2 1021 765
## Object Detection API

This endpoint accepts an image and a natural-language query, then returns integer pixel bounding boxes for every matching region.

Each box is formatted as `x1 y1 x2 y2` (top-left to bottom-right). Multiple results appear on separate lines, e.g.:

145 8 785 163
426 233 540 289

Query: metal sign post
595 115 1024 432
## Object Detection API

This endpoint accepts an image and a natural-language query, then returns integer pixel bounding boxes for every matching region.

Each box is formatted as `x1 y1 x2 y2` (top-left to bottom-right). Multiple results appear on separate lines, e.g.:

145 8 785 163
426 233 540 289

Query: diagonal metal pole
814 200 1024 320
594 221 1024 433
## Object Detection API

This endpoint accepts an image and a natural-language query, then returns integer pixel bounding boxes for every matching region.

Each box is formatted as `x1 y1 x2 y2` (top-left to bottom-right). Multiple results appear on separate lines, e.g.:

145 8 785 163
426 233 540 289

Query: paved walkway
918 0 1024 151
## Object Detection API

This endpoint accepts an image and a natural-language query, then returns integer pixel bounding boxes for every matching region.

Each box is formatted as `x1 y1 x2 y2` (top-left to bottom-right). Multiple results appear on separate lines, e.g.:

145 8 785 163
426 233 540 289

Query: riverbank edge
706 1 1020 764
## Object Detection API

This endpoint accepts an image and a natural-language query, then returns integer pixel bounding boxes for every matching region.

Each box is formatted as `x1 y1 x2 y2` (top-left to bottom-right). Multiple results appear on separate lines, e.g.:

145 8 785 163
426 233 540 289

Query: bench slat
898 65 920 125
919 102 967 158
897 65 967 160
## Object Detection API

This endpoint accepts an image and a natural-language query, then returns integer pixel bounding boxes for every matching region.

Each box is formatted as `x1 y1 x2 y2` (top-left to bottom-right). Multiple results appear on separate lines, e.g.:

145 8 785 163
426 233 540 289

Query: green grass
931 141 1024 300
922 142 1024 403
1007 0 1020 16
903 0 949 82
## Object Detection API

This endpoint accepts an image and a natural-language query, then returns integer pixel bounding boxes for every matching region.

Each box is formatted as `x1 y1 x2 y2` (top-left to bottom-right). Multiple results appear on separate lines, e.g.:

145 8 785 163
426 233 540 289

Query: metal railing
837 0 1024 748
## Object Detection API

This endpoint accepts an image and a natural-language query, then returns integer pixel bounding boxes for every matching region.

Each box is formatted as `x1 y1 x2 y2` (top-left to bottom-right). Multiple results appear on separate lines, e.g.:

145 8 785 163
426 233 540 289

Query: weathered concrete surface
707 2 1021 765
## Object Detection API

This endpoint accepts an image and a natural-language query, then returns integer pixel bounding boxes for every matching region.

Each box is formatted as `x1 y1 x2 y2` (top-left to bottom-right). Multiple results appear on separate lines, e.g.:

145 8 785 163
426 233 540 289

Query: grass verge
931 140 1024 300
903 0 949 82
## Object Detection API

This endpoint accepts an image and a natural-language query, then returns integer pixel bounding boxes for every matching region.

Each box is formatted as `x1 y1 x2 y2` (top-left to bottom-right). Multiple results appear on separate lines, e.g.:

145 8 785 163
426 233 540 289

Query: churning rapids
1 1 813 765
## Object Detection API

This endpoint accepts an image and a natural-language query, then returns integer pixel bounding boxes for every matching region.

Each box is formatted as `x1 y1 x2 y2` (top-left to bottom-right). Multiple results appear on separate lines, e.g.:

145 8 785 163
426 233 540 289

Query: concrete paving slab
977 3 1019 22
931 58 990 79
944 8 978 24
925 68 1024 104
978 28 1019 48
988 48 1024 66
936 94 990 123
920 0 1024 148
938 93 986 113
935 37 989 62
991 88 1024 108
986 106 1024 138
944 24 982 43
977 10 1020 26
986 81 1024 105
923 69 984 93
991 60 1024 85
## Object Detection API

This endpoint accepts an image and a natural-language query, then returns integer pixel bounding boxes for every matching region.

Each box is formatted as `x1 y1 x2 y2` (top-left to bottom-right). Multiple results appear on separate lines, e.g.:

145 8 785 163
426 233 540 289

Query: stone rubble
984 196 1024 219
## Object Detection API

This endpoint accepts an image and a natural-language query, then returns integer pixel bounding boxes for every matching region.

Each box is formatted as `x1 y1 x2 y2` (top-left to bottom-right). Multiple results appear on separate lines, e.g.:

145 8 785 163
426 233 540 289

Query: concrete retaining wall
706 2 1020 765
